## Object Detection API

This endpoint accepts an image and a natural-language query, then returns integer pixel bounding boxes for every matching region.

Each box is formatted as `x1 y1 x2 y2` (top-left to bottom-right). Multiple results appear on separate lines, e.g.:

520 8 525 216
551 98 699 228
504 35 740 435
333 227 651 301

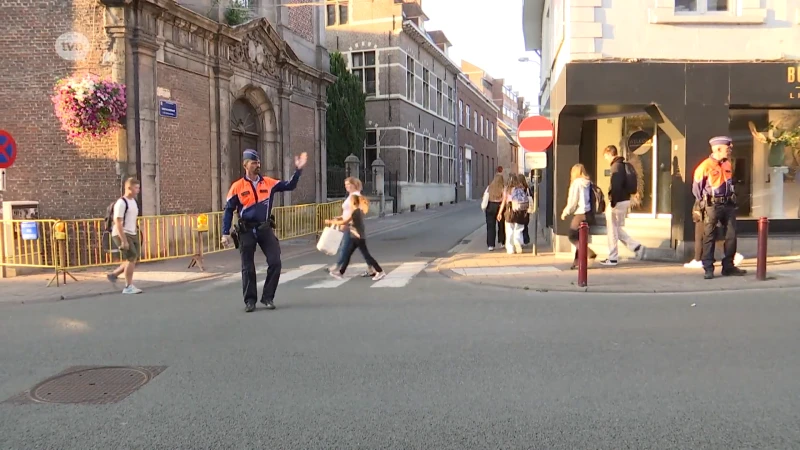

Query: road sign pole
530 169 542 256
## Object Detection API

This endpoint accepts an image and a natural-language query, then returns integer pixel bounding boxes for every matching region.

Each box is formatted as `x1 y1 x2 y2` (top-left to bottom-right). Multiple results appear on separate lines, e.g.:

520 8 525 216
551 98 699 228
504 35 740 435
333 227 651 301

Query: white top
112 196 139 237
562 178 592 217
341 190 361 220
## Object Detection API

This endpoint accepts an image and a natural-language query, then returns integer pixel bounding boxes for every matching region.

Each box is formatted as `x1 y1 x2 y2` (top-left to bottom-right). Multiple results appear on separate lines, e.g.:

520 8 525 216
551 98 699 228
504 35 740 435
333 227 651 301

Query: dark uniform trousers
702 201 737 271
239 223 281 305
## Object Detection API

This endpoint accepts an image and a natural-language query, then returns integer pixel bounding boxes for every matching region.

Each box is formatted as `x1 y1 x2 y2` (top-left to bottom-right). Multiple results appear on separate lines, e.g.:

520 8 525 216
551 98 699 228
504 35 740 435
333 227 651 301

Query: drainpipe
132 0 143 207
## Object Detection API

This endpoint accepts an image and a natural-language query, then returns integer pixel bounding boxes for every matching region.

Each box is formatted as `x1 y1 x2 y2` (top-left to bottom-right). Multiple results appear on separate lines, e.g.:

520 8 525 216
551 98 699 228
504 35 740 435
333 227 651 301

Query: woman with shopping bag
324 194 386 281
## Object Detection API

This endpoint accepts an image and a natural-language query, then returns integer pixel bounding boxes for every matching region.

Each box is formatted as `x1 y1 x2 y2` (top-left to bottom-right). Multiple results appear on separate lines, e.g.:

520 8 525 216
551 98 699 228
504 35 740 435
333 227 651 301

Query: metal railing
0 201 342 276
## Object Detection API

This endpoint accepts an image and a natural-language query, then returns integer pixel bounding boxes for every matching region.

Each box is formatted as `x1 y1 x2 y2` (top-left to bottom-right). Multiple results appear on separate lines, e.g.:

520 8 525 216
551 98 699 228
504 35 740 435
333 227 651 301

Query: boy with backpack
601 145 643 266
105 177 143 294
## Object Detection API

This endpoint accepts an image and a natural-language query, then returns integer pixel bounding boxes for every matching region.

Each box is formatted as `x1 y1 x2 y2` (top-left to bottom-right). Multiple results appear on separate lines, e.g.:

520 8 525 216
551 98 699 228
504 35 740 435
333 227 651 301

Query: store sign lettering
788 66 800 100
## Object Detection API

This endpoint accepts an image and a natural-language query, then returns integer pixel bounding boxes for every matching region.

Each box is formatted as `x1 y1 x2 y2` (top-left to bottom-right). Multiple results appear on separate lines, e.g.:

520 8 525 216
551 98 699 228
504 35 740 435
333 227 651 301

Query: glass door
622 115 664 218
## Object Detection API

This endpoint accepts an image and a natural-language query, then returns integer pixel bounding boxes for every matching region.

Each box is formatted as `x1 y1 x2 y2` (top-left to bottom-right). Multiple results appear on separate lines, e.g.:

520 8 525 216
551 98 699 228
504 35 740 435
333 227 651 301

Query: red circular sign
517 116 554 152
0 130 17 169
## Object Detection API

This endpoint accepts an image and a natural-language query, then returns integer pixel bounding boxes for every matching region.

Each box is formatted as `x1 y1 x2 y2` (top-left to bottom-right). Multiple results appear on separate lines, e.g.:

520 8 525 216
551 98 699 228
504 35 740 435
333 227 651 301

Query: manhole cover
3 366 166 405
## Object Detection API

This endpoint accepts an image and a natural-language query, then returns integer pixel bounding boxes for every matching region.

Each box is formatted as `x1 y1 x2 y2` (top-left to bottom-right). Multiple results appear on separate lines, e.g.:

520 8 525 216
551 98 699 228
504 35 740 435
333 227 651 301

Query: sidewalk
0 202 471 305
436 226 800 294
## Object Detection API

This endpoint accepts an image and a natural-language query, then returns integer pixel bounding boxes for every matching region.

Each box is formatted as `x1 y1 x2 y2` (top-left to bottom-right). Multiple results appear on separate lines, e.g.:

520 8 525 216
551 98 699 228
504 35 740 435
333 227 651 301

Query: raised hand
295 152 308 169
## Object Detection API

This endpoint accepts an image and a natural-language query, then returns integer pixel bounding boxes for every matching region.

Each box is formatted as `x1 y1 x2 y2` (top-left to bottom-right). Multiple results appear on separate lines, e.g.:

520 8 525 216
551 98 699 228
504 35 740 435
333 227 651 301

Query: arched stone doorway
230 98 260 180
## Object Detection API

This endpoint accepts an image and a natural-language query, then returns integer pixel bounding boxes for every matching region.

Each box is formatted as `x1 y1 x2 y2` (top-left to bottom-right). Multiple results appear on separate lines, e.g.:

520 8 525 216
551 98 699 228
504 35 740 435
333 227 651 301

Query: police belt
236 215 276 232
705 195 735 205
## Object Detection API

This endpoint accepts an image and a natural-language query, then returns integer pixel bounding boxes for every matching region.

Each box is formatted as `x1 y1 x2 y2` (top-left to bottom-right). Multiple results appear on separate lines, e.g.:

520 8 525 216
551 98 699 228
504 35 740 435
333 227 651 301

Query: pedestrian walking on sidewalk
600 145 644 266
517 174 534 246
692 136 746 279
561 164 598 269
325 194 386 281
481 174 506 251
497 176 528 254
107 177 143 294
221 149 307 313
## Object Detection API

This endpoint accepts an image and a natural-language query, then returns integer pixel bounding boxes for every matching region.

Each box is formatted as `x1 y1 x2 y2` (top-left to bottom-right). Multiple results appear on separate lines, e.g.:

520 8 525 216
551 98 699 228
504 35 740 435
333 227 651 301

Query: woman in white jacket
560 163 598 269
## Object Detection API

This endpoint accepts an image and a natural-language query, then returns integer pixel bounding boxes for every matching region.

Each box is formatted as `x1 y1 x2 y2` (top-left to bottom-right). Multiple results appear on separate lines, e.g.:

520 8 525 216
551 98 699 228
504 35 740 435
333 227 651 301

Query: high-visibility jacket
692 157 733 201
222 170 302 235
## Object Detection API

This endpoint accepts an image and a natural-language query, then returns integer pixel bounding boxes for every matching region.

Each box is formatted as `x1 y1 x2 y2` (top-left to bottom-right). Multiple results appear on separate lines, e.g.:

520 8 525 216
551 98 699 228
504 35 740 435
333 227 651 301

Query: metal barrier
0 201 341 281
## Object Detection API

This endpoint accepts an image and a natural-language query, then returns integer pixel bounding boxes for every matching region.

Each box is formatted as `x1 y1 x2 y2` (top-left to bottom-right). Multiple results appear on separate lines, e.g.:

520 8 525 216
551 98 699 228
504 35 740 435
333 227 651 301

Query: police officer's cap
243 149 260 162
709 136 733 146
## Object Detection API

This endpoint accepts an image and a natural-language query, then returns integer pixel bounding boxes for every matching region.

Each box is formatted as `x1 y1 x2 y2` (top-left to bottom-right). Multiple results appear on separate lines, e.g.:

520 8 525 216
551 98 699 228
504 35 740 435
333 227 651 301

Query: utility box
1 201 41 278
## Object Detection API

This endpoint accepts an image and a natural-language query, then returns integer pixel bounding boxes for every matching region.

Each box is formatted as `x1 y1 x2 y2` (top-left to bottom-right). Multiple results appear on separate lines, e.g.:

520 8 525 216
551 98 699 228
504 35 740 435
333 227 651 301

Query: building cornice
402 20 461 75
457 74 500 115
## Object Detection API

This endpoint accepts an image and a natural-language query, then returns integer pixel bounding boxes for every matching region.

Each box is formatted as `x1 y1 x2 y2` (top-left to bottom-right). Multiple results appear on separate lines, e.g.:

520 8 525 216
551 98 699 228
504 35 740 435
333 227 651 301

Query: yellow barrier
0 202 341 280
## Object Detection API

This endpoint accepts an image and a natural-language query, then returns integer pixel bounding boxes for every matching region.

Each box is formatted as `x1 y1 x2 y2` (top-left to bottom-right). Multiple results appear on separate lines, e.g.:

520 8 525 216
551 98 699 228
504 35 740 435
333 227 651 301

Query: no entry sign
0 130 17 169
517 116 554 152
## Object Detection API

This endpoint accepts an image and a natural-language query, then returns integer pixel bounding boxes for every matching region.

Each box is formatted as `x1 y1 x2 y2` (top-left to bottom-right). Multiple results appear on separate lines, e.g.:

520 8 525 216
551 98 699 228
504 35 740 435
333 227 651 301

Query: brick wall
289 103 316 204
287 0 314 43
0 0 120 219
156 64 212 214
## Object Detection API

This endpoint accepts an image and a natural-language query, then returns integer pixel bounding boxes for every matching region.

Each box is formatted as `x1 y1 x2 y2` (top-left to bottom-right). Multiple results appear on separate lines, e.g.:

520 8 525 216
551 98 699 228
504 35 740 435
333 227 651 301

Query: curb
435 267 800 294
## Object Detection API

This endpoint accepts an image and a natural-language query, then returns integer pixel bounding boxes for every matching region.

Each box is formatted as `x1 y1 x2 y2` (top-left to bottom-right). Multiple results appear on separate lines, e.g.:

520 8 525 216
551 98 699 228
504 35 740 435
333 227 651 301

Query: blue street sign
0 130 17 169
20 221 39 240
159 100 177 119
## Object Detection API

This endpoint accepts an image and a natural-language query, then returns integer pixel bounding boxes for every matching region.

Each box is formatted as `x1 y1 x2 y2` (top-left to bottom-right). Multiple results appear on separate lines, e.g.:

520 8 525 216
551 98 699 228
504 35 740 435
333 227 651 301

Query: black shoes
704 271 714 280
245 300 275 312
245 302 256 313
704 267 747 280
261 299 276 310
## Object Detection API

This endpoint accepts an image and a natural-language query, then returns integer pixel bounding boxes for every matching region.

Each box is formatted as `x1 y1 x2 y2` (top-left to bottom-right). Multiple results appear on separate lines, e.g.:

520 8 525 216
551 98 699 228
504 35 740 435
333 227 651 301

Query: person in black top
325 194 386 281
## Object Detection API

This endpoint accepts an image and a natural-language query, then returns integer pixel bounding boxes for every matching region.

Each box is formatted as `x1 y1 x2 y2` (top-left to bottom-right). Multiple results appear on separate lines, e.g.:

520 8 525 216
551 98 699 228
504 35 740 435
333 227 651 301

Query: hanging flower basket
51 75 127 143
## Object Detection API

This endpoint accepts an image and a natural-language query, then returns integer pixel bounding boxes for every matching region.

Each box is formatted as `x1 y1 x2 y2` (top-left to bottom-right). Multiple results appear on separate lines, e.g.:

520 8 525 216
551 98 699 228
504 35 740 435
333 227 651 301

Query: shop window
729 109 800 220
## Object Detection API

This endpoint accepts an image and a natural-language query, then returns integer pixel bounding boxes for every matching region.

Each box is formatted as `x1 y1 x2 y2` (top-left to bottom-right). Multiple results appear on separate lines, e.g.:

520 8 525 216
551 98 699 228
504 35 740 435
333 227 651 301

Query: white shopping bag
316 226 344 255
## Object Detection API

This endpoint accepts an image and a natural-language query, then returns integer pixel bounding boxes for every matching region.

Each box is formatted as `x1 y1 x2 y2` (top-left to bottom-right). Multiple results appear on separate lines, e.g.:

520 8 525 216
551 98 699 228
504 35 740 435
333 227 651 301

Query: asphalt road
1 203 800 449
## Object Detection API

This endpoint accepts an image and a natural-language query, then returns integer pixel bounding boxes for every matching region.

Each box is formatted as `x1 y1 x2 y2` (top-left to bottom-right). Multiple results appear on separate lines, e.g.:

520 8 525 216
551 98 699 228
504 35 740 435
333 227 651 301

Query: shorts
113 233 141 262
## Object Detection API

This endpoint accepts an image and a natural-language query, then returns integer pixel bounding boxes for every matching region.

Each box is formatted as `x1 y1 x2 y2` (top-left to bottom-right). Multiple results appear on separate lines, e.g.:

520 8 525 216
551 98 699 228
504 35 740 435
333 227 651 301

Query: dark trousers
485 201 505 247
239 225 281 305
568 214 597 262
702 203 737 271
339 236 382 274
694 219 728 261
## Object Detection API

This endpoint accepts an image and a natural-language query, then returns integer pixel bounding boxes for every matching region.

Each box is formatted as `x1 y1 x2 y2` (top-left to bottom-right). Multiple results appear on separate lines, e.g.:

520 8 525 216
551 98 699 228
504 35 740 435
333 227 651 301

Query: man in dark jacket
601 145 643 266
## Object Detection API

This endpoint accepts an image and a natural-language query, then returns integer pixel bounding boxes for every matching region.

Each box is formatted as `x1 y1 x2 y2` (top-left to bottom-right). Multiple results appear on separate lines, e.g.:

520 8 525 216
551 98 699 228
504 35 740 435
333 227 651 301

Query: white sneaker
329 271 343 280
488 246 495 251
734 253 744 267
600 259 618 266
684 259 703 269
122 285 142 294
514 244 523 254
371 272 386 281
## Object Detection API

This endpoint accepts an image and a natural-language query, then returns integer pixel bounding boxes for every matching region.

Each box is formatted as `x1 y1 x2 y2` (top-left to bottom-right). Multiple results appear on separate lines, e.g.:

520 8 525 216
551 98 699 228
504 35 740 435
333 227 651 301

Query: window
423 137 431 183
351 51 376 95
448 145 454 184
473 111 478 134
448 86 455 122
364 130 377 168
325 1 349 26
485 118 490 139
437 141 443 183
406 56 415 101
466 105 471 129
480 115 484 137
436 79 443 116
407 131 416 183
422 69 430 109
490 122 494 142
326 5 335 26
339 3 349 24
728 109 800 220
675 0 728 12
458 146 464 185
458 100 463 126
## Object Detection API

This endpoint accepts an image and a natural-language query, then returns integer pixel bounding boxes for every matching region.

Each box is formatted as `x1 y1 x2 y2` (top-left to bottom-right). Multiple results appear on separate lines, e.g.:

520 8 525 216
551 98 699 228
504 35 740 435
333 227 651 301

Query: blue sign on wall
20 221 39 240
159 100 178 119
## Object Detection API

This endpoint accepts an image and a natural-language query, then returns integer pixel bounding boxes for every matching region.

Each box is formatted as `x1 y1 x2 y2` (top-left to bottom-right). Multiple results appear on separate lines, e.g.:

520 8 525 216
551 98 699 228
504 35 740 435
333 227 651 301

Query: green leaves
326 52 366 168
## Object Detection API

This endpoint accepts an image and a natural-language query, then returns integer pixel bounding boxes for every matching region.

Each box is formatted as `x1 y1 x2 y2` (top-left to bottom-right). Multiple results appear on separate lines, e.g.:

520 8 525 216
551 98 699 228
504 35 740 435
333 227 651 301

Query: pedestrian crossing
191 262 429 292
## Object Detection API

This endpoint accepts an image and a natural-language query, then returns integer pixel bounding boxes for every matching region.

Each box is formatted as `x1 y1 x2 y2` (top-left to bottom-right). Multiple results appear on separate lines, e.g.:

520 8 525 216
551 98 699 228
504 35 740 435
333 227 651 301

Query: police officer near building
222 149 307 312
691 136 747 280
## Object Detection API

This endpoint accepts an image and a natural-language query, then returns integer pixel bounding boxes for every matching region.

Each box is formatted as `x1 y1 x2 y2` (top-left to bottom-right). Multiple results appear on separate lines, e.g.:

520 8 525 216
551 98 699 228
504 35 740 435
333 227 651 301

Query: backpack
589 183 606 215
104 197 129 233
623 162 638 196
510 187 530 212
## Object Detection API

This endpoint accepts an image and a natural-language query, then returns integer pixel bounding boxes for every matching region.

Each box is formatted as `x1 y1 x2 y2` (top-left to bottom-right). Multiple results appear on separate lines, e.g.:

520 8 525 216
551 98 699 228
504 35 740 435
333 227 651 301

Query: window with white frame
458 146 464 185
448 86 455 122
364 130 377 168
473 111 478 134
479 115 484 137
351 51 376 95
436 79 443 116
458 100 463 126
490 122 494 142
466 105 471 129
485 118 489 139
406 56 415 101
448 145 454 184
675 0 728 12
407 131 416 183
436 141 443 183
422 69 430 109
423 137 431 183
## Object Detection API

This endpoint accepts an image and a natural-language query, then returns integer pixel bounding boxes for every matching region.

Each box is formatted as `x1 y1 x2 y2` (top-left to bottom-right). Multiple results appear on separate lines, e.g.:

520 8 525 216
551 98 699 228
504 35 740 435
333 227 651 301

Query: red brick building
0 0 333 219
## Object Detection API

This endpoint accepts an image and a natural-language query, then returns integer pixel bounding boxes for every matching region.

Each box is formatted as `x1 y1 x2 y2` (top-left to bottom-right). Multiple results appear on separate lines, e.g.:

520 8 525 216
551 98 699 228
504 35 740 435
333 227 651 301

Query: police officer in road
222 149 307 312
691 136 747 280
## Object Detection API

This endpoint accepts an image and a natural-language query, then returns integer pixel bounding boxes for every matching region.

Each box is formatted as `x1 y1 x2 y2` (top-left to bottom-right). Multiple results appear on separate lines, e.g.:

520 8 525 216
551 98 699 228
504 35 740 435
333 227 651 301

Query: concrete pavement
3 203 800 449
437 223 800 294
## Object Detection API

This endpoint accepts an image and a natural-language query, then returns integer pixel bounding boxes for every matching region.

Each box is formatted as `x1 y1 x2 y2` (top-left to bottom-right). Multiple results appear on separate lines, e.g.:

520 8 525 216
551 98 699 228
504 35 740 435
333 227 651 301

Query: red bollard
577 221 589 287
756 216 769 281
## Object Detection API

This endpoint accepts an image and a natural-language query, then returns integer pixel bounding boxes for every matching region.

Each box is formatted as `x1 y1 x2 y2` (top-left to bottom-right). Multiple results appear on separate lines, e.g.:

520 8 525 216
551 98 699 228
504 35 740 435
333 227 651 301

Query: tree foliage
326 51 366 168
